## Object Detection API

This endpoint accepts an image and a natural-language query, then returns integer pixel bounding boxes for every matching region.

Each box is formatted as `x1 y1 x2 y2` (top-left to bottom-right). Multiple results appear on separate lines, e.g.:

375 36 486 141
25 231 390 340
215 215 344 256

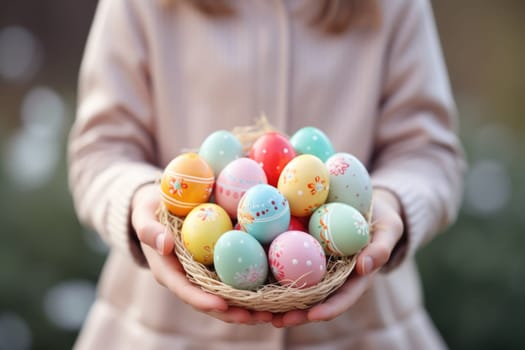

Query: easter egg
277 154 330 217
288 216 309 232
215 158 268 218
268 230 326 288
160 153 214 217
309 203 370 257
290 126 335 162
325 153 372 216
213 230 268 290
198 130 243 175
237 184 290 244
181 203 233 265
248 131 296 187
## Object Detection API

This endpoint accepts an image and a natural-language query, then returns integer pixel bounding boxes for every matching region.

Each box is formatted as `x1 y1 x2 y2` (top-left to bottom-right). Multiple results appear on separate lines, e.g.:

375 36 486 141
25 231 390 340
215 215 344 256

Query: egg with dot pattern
277 154 330 217
248 131 296 187
268 230 326 288
198 130 243 176
325 152 372 216
215 157 268 218
213 230 268 290
290 126 335 162
309 203 370 257
237 184 290 244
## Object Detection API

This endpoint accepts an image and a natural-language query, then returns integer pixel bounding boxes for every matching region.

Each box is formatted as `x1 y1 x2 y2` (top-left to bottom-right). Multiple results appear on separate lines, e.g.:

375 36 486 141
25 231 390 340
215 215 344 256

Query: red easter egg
248 131 296 187
288 216 308 232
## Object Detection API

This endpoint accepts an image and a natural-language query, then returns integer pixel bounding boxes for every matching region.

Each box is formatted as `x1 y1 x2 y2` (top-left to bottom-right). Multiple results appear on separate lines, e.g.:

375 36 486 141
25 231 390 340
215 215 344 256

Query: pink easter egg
268 230 326 288
215 158 267 218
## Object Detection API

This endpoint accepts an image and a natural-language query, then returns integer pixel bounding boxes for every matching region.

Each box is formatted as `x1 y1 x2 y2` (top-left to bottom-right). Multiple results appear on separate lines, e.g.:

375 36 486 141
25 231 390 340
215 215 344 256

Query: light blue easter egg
199 130 243 176
237 184 290 244
309 203 370 257
213 230 268 290
290 126 335 162
325 152 372 216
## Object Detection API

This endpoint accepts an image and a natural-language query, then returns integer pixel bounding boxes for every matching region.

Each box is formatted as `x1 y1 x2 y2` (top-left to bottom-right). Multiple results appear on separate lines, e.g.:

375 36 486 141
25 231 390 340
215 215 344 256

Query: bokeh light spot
464 159 511 215
43 280 96 331
0 26 42 82
0 312 32 350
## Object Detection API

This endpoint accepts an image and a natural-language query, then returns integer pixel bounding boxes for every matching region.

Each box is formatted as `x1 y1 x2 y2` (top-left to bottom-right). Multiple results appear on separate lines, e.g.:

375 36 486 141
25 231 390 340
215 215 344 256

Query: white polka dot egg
277 154 330 217
269 230 326 288
213 230 268 290
198 130 243 176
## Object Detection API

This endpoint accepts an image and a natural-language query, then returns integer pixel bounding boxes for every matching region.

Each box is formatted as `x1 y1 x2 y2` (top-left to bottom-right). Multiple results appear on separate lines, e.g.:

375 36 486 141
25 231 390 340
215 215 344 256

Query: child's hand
131 184 274 325
271 188 404 327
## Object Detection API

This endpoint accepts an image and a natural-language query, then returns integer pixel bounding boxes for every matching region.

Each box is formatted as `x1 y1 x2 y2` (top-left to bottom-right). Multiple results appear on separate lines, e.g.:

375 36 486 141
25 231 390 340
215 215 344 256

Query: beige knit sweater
68 0 465 348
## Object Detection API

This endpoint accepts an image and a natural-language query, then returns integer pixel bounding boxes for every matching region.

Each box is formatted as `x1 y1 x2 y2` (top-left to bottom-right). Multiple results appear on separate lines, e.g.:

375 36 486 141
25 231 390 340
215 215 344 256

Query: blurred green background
1 1 524 349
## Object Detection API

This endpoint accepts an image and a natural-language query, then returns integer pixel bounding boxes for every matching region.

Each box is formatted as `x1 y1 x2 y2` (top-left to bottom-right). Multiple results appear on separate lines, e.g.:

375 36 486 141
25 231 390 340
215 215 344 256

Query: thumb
131 184 175 256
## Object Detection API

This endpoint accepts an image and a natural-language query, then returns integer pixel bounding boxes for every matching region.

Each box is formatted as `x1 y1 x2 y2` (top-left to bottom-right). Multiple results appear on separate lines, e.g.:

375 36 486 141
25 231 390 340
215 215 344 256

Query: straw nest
157 117 364 313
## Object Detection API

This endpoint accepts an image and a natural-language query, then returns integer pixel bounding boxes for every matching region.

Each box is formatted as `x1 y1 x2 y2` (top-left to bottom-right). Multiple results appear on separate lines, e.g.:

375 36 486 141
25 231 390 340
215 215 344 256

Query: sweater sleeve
371 0 466 270
68 0 161 266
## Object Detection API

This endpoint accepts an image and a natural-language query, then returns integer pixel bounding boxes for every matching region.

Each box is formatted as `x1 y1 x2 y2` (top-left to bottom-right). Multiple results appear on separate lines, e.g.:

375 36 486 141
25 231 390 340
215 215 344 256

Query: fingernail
362 256 374 274
156 233 166 254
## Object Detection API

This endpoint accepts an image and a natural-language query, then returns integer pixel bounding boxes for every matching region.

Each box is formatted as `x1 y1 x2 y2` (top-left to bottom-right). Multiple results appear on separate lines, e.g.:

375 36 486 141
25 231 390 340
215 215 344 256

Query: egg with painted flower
181 203 233 265
277 154 330 217
213 230 268 290
325 152 372 216
309 202 370 257
160 153 215 217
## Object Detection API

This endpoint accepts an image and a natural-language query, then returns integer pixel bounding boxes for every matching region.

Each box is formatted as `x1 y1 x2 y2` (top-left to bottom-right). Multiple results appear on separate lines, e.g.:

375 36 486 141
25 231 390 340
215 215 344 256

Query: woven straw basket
157 117 367 313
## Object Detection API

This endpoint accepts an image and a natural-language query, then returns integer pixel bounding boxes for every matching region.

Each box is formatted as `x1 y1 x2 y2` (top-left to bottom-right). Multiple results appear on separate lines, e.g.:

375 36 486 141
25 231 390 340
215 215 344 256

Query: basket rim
158 204 358 312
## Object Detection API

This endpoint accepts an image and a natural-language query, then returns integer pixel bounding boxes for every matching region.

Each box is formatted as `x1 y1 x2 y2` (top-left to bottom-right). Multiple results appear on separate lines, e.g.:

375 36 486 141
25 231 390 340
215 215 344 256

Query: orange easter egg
160 153 215 217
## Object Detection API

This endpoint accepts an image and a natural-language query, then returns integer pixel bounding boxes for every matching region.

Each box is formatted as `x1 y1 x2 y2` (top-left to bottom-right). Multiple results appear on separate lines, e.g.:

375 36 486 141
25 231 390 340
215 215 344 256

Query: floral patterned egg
181 203 233 265
214 230 268 290
215 158 268 218
325 152 372 216
269 230 326 288
277 154 330 217
309 203 370 257
237 184 290 244
198 130 243 176
248 131 296 187
160 153 214 217
290 126 335 162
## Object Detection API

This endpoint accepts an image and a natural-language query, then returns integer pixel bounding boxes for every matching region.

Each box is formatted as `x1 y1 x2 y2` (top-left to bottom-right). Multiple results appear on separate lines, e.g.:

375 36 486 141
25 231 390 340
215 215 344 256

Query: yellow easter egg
181 203 233 265
160 153 215 217
277 154 330 217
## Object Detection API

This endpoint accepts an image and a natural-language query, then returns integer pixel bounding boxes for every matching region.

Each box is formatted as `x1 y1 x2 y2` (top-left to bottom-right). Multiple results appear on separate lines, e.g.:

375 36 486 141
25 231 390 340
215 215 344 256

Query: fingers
207 308 273 325
143 243 229 313
144 242 276 325
131 184 175 256
272 310 309 328
307 273 374 322
356 189 404 275
133 214 175 255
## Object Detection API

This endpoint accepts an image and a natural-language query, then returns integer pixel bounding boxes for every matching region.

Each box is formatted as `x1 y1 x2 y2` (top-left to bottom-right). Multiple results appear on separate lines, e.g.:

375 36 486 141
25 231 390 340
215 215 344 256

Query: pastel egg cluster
159 125 373 291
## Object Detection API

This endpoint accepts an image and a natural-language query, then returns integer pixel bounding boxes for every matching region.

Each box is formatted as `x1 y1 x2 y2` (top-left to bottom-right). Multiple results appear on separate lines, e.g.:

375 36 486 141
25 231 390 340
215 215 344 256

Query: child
68 0 465 348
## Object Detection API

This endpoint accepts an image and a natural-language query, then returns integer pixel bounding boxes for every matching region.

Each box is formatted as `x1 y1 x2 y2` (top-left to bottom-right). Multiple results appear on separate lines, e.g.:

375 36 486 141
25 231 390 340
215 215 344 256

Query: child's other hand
271 188 404 327
131 184 273 325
